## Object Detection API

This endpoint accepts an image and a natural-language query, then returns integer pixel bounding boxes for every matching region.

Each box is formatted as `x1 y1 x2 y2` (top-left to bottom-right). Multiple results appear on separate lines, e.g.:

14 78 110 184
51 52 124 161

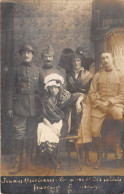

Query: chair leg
68 141 71 167
75 142 82 170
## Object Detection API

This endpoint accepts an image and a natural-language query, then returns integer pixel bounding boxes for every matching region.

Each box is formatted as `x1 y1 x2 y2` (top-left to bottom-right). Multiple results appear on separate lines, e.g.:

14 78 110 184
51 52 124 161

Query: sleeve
58 88 80 108
88 72 103 108
80 70 93 93
38 67 45 98
6 66 16 110
108 72 124 105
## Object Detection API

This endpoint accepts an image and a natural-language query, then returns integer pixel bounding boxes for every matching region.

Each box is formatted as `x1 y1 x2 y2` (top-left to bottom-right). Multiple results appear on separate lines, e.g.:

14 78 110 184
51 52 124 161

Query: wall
13 0 94 65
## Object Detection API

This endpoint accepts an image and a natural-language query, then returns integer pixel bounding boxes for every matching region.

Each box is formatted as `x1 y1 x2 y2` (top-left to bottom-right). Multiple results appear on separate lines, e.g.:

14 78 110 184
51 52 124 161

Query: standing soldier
40 45 66 86
7 44 42 174
35 45 67 164
88 51 124 168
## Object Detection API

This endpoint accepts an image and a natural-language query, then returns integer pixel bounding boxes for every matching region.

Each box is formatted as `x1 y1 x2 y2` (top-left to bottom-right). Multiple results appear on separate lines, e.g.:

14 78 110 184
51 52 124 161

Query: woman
59 48 74 75
67 53 93 166
37 74 83 175
76 47 95 75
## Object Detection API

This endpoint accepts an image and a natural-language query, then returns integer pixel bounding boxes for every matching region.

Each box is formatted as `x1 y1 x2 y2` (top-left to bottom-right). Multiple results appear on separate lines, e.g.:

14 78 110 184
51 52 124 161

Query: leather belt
16 89 38 95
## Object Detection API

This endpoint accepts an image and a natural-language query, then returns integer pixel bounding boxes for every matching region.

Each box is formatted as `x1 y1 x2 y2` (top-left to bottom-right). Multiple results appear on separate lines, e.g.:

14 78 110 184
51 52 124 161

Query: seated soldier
88 51 124 168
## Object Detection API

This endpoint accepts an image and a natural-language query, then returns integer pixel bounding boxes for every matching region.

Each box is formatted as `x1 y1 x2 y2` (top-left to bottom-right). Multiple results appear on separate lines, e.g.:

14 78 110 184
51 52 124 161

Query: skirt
37 120 63 146
77 97 92 144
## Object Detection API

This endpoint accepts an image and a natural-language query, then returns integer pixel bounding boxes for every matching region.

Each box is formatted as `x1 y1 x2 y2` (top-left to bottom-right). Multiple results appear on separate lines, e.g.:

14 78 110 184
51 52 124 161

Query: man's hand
103 101 111 107
8 109 13 119
98 101 110 113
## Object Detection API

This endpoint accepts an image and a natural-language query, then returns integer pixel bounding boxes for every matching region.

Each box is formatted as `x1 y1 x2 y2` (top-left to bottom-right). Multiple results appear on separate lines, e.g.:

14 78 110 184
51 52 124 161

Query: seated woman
37 74 83 175
67 53 93 166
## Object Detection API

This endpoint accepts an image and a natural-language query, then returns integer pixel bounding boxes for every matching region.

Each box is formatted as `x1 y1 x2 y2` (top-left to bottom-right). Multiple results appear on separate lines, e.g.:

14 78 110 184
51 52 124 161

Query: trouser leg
92 136 103 169
84 143 92 166
9 115 26 174
35 145 41 163
9 139 24 174
112 119 123 167
91 116 105 168
26 117 37 163
121 121 124 161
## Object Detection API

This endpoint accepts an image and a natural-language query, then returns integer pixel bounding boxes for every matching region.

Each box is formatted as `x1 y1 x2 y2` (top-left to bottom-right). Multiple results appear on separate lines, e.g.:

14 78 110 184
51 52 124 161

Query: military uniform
7 45 42 174
39 45 66 95
41 64 66 87
8 62 42 136
89 69 124 136
89 68 124 164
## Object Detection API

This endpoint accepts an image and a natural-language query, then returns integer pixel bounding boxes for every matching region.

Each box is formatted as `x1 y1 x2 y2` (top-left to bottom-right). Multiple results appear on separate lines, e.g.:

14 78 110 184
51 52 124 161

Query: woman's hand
8 109 13 119
76 103 82 114
76 95 84 114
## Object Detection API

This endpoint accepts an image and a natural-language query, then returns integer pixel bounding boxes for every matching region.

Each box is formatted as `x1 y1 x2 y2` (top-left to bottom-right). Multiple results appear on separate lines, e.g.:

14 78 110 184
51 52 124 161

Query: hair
76 47 84 55
85 57 95 70
59 48 74 72
62 48 74 54
100 50 113 57
47 85 60 97
71 53 82 63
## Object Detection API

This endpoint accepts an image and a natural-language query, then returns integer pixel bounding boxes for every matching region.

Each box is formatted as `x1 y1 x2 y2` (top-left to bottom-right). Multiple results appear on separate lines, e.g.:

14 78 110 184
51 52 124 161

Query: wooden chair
59 135 82 170
57 110 82 170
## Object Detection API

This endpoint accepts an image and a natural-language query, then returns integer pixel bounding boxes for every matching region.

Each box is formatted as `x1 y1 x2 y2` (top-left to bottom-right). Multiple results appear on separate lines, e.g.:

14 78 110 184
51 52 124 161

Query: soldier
7 44 42 174
88 51 124 168
35 45 67 164
40 45 66 86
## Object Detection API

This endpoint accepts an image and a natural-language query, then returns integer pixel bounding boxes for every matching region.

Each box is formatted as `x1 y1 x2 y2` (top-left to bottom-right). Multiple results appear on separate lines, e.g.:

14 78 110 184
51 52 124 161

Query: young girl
37 74 83 175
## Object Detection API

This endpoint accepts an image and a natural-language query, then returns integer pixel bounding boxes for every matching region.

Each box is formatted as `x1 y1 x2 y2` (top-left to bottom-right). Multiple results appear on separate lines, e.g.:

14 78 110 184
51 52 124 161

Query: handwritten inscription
1 176 123 193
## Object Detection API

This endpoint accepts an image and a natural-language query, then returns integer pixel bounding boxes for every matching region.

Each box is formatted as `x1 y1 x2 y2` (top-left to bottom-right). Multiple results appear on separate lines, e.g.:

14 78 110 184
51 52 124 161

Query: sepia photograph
1 0 124 193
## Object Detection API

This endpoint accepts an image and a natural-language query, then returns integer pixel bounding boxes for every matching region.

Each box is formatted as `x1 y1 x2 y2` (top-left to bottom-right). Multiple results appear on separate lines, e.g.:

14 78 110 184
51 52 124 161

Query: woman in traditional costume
67 53 93 166
37 74 83 175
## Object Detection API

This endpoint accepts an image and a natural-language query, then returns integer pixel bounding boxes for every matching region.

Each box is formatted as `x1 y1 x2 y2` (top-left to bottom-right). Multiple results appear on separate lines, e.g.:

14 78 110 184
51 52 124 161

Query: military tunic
7 62 42 139
88 68 124 137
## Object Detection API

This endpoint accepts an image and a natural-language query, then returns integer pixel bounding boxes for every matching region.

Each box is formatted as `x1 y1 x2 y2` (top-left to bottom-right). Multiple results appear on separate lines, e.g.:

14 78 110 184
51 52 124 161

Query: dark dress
67 67 93 143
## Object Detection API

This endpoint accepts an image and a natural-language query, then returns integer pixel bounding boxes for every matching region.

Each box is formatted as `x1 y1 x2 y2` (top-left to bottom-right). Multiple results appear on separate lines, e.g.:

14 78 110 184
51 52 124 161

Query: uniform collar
105 68 113 72
43 63 54 69
22 61 33 66
102 66 113 72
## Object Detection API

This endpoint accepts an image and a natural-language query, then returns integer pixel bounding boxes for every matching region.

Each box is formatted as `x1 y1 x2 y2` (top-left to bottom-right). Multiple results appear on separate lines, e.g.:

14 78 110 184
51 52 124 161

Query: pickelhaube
19 44 34 54
42 45 54 56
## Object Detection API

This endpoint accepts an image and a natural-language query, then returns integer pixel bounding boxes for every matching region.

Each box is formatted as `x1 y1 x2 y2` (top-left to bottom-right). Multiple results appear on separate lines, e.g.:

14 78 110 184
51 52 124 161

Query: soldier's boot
35 145 41 165
9 140 23 174
79 146 83 161
93 137 103 169
84 143 92 166
115 143 122 168
26 139 36 170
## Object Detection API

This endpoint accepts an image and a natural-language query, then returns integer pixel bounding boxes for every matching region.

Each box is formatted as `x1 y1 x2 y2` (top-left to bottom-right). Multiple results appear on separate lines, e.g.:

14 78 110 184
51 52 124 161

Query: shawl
38 88 79 123
67 68 93 94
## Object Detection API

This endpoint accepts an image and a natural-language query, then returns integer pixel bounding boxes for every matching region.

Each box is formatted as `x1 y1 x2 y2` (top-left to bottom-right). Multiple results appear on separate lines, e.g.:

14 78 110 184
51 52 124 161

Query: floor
1 151 124 176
